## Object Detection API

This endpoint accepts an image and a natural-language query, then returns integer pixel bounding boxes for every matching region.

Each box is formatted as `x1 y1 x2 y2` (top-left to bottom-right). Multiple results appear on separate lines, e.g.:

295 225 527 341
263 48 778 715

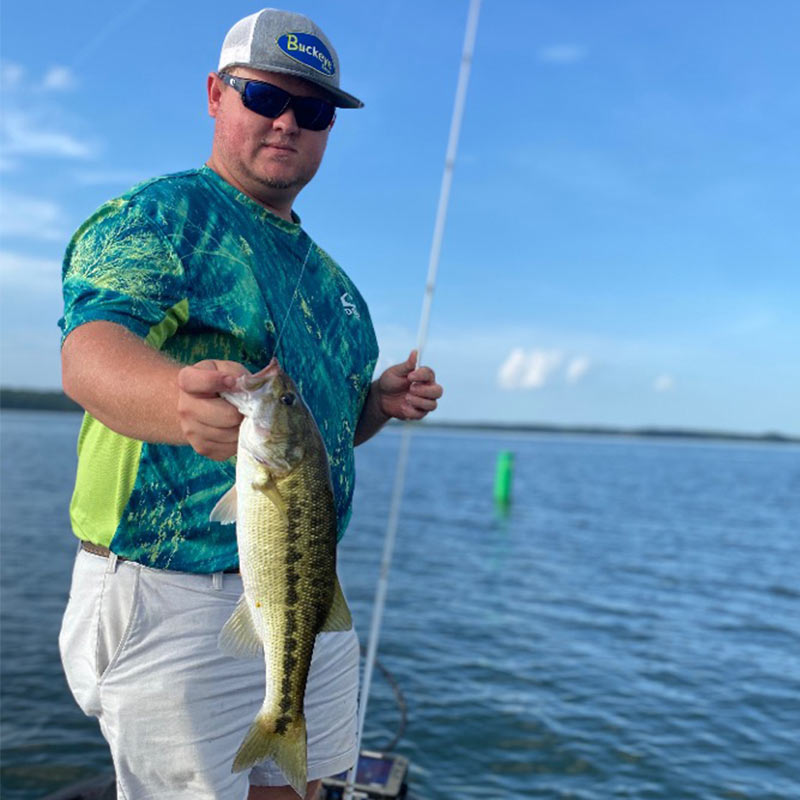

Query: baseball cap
218 8 363 109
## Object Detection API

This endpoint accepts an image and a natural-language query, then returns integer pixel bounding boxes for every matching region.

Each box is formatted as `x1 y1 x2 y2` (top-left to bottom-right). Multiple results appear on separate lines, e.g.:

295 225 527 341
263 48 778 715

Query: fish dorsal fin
252 473 288 522
209 485 237 525
218 595 263 659
319 578 353 632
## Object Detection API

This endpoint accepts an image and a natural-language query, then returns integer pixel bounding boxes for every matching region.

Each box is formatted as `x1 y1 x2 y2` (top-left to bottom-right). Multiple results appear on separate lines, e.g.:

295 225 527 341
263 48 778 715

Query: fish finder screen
332 755 393 785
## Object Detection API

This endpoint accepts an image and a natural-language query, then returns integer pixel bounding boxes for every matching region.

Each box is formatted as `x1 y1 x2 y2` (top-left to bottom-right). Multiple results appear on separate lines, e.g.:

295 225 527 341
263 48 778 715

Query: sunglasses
218 72 336 131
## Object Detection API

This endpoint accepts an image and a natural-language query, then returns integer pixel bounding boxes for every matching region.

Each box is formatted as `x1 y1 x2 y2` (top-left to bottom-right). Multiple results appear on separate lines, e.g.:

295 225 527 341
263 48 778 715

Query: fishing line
176 212 313 364
270 238 314 361
343 1 482 797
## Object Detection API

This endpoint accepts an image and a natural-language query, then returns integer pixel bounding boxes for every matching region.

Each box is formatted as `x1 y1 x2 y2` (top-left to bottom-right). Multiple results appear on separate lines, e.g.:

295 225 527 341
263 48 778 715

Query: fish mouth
241 358 281 391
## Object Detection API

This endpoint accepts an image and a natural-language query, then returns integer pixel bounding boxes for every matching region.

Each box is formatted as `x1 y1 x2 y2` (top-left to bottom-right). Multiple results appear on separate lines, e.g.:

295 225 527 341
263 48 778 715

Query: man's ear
207 72 223 118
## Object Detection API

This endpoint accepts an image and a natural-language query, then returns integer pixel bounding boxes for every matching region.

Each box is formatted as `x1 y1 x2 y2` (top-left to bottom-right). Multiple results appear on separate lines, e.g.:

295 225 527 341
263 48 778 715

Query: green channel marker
494 450 514 506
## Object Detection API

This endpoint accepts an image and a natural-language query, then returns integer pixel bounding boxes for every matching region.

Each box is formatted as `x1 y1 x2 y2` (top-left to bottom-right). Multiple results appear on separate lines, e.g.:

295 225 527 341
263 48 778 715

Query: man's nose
272 105 300 134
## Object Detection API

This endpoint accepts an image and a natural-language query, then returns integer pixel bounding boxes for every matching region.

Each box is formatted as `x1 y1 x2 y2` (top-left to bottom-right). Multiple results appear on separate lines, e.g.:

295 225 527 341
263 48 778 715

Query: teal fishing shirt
59 166 379 573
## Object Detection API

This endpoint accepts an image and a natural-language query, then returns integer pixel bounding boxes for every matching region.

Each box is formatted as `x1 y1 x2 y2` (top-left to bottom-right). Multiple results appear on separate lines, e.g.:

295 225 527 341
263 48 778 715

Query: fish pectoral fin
209 485 237 525
252 475 289 522
218 595 263 659
319 577 353 632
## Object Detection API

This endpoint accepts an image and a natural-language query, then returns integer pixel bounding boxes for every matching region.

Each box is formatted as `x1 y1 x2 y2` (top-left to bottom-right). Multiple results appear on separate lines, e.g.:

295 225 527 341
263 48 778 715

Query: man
58 8 443 800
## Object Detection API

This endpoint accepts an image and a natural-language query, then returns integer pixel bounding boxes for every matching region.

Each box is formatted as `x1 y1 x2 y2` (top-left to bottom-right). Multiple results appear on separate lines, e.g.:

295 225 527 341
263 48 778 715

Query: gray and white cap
218 8 363 109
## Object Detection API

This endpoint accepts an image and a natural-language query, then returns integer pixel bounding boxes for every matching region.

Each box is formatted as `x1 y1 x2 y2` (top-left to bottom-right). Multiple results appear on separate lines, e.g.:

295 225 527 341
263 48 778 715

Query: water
2 410 799 799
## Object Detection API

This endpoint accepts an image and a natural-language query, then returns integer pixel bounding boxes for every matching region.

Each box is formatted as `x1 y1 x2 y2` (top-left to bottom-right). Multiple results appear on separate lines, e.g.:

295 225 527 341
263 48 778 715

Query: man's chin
251 164 316 192
256 174 305 191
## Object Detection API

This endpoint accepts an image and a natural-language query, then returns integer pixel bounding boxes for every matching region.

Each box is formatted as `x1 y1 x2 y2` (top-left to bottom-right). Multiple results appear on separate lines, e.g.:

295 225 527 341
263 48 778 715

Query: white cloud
566 356 590 383
2 61 77 92
0 192 67 242
1 61 24 89
2 110 95 159
42 66 77 91
654 374 675 392
1 61 95 161
538 44 587 65
498 347 563 390
498 348 527 388
0 250 62 291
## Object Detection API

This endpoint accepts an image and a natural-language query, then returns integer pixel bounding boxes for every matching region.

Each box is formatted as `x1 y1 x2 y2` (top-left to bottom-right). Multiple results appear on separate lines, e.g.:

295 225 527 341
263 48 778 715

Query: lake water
1 410 799 799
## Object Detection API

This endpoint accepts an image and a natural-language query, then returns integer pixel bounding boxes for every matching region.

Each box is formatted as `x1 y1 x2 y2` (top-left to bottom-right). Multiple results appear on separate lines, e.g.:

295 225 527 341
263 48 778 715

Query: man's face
207 67 333 204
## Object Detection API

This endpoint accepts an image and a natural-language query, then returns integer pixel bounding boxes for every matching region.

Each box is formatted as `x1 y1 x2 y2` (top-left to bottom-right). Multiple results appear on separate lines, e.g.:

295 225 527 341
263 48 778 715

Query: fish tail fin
232 710 307 797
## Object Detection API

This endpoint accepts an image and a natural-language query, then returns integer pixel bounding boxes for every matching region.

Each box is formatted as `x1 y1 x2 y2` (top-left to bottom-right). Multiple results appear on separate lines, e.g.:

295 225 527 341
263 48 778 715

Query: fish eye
279 393 296 406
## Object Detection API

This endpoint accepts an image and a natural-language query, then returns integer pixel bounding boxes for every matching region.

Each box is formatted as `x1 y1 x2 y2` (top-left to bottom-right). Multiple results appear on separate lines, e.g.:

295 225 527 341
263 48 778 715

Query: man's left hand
376 349 443 421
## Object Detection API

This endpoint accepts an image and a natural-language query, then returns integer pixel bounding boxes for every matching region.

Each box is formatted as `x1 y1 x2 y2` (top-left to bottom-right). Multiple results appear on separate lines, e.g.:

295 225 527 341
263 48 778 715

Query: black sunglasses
218 72 336 131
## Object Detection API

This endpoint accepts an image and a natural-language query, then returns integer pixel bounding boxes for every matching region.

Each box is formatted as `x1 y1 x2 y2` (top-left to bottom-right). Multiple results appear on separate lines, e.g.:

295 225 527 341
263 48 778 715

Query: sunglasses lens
242 80 334 131
243 82 291 118
291 97 336 131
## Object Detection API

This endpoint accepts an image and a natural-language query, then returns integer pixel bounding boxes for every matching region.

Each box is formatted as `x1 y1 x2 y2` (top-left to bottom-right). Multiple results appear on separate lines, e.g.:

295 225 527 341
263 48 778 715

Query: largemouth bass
209 358 352 796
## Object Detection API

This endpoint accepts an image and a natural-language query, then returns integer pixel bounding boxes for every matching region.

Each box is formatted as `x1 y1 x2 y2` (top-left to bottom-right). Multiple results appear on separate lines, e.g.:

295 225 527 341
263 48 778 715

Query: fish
209 357 352 796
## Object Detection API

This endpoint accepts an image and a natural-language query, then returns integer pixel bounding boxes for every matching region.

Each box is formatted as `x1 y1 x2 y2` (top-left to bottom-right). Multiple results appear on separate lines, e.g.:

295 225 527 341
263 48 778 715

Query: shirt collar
199 165 303 232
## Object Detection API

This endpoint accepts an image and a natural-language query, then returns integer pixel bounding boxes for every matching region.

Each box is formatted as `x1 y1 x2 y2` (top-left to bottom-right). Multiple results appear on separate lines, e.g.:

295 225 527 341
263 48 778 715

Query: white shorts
59 546 359 799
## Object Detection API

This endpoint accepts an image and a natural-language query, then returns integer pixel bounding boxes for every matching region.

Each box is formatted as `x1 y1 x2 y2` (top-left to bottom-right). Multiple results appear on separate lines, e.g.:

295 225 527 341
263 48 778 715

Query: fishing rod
342 1 482 797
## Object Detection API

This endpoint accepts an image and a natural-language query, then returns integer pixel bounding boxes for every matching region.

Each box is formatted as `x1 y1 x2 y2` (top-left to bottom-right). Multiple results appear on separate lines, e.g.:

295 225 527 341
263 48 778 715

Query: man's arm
354 350 443 446
61 320 247 461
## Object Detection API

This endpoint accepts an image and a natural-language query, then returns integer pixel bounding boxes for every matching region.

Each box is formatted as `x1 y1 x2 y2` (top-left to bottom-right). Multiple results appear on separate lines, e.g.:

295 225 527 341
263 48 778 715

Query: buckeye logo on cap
277 32 335 77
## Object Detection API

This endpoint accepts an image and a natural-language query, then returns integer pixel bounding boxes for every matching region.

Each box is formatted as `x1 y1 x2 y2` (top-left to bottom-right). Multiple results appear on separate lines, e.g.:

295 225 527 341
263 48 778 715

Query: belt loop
106 552 119 574
212 572 223 591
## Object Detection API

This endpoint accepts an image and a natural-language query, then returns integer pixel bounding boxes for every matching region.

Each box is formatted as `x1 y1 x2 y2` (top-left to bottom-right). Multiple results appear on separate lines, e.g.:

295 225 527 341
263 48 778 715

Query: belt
80 540 239 573
81 540 124 560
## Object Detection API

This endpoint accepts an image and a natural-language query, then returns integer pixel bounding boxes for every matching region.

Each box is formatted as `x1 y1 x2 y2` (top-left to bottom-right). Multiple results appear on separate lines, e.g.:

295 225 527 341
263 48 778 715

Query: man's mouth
262 141 296 152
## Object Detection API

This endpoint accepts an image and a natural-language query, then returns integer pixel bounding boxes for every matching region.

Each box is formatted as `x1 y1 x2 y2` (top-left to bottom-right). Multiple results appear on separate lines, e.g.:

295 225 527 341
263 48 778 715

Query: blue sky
1 0 798 434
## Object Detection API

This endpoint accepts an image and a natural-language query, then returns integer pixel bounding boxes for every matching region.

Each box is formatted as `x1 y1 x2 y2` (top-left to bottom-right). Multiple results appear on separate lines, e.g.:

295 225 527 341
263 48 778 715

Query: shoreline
2 388 797 445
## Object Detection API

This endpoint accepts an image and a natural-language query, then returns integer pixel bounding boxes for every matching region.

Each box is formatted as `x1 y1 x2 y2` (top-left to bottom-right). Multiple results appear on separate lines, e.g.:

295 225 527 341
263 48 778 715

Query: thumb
178 361 237 395
394 349 418 377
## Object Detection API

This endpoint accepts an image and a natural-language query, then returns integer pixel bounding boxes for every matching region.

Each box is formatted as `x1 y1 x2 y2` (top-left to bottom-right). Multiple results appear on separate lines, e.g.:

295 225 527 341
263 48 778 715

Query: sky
1 0 798 435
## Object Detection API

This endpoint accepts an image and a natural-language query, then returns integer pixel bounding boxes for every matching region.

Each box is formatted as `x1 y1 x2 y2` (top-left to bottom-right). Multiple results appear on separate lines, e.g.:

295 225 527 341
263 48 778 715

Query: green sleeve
59 199 188 344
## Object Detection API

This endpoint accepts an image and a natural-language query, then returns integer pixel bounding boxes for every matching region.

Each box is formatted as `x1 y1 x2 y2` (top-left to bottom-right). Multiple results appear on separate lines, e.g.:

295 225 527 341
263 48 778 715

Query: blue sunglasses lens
242 81 335 131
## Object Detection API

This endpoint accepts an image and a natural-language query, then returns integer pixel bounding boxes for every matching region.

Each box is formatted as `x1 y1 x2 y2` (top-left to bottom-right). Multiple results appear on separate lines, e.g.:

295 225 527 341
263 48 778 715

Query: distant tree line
397 420 799 445
2 389 797 444
0 389 82 412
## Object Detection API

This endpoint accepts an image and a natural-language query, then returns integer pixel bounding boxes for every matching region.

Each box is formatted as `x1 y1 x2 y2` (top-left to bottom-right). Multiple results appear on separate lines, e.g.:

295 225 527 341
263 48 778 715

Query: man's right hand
177 360 250 461
62 321 251 457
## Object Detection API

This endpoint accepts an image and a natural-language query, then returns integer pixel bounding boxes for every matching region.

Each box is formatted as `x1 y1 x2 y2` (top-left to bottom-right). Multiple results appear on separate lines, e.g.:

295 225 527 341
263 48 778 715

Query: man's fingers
183 419 241 461
179 394 243 425
188 438 238 462
405 394 438 413
409 380 443 400
203 396 244 425
186 420 241 445
178 364 238 396
391 350 418 379
408 365 437 384
400 404 427 420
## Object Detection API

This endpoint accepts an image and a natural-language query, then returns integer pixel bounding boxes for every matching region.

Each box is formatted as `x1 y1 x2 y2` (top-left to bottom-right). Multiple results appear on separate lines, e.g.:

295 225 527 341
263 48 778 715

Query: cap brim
324 85 364 109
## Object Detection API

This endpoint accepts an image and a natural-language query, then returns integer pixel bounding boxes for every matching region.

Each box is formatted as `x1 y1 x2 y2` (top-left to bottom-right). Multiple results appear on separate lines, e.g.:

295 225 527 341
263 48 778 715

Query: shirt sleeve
59 200 187 344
